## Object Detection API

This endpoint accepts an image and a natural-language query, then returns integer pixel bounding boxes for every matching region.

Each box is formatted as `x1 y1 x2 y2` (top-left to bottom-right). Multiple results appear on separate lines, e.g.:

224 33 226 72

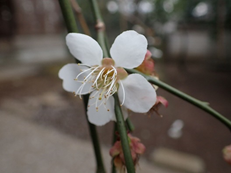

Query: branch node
95 20 105 31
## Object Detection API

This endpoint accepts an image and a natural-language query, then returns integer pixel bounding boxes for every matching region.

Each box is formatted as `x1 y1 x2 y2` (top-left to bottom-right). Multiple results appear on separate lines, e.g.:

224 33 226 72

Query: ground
0 60 231 173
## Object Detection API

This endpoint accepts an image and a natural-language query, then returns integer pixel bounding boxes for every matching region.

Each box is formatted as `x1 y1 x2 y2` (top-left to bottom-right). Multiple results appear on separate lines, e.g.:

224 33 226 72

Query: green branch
97 31 109 57
114 93 136 173
88 0 108 57
58 0 78 33
111 123 117 173
126 68 231 130
58 1 106 173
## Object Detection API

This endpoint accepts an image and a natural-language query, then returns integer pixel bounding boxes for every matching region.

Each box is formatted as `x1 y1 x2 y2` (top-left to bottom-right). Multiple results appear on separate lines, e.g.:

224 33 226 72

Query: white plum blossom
59 30 156 126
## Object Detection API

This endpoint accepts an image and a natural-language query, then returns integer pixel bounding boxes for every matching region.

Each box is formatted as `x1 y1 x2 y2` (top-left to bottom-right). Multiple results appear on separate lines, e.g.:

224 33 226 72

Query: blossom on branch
59 30 156 126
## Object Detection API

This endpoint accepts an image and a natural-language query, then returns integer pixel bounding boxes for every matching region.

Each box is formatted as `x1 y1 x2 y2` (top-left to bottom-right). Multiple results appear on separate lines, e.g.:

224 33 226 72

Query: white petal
66 33 103 66
87 91 115 126
118 74 156 113
110 30 148 69
58 63 93 94
111 106 128 121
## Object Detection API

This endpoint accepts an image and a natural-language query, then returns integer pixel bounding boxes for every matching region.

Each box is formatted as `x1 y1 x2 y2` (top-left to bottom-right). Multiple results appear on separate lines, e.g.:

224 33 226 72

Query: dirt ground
0 61 231 173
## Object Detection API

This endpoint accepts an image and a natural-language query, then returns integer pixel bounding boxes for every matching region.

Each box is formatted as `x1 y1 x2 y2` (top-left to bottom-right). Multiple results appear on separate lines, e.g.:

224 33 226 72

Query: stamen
77 63 92 68
106 78 116 96
104 68 114 84
73 62 122 112
75 68 92 80
83 66 100 82
111 65 118 75
92 67 105 89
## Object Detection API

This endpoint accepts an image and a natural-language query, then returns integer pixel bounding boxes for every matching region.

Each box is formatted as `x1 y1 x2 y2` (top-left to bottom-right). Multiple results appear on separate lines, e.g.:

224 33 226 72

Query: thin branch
114 93 136 173
58 0 78 33
70 0 91 35
126 68 231 131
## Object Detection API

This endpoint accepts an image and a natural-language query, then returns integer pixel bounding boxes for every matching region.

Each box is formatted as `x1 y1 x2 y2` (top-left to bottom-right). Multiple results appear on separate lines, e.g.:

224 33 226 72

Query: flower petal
110 30 148 69
66 33 103 66
58 63 93 94
87 91 115 126
118 74 156 113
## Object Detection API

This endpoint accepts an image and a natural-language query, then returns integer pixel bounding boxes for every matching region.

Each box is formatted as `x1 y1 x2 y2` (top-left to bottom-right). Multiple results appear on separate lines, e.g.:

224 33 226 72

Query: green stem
97 31 109 57
111 123 117 173
89 0 103 22
126 119 135 132
114 93 136 173
89 0 108 57
58 0 78 33
126 68 231 130
58 1 106 172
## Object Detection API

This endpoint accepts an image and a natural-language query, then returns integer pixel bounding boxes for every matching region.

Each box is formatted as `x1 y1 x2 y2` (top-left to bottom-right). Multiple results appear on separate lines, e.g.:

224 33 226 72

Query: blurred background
0 0 231 172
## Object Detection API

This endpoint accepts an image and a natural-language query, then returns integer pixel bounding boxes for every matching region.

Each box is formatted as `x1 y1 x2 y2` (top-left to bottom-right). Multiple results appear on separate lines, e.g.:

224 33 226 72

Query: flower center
92 65 117 100
74 58 128 111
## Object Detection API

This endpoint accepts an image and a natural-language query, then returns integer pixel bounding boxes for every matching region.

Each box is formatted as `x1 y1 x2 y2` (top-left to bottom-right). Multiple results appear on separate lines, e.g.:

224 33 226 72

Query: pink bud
223 145 231 165
136 50 155 75
109 141 121 157
109 134 146 172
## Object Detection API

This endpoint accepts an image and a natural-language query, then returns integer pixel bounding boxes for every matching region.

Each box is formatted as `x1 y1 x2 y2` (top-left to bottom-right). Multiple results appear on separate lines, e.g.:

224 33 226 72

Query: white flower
59 30 156 126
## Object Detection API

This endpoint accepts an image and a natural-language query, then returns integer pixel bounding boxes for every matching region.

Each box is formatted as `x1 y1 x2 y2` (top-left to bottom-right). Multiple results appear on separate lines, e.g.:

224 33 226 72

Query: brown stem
70 0 91 35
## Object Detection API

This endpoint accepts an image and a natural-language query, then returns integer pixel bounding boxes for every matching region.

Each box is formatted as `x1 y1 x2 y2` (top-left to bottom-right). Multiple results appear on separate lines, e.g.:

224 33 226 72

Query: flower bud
223 145 231 165
136 50 155 75
109 134 145 172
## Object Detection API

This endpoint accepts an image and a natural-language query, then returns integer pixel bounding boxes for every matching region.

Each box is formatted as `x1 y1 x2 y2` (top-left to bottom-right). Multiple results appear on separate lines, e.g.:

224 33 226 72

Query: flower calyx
148 96 168 117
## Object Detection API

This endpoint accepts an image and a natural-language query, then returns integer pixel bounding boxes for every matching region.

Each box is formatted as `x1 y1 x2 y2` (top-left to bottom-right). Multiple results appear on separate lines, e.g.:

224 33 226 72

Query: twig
126 68 231 131
70 0 91 35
